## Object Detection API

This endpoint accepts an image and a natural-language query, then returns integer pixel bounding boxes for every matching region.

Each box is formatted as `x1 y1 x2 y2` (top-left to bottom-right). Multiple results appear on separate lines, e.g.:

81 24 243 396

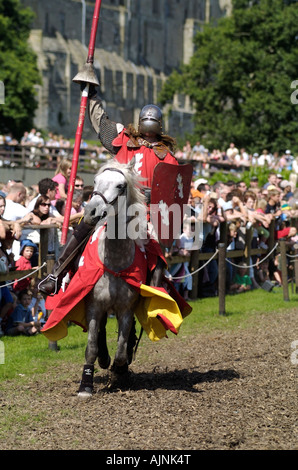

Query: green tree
0 0 41 138
159 0 298 154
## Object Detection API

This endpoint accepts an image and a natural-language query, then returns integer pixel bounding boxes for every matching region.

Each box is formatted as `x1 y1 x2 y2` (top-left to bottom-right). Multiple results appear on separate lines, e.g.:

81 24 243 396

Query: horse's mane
96 159 145 206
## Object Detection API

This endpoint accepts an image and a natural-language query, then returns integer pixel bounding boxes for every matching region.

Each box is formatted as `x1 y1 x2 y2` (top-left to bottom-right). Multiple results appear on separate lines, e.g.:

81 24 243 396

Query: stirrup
38 274 59 296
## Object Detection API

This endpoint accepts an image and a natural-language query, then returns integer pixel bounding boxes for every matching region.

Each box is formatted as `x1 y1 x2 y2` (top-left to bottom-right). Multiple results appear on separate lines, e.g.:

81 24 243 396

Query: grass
0 285 297 382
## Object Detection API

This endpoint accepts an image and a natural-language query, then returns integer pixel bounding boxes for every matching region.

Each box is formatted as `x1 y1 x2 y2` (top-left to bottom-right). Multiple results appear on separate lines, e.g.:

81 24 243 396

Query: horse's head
84 160 147 237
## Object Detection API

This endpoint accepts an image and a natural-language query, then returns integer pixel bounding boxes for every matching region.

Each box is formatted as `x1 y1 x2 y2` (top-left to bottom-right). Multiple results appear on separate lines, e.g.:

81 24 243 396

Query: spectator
4 289 41 336
192 141 205 154
75 176 84 189
217 183 232 209
258 149 272 167
71 189 83 216
0 240 16 336
182 141 192 159
13 240 38 293
0 195 22 241
249 176 259 189
279 180 294 201
236 181 247 194
265 189 282 219
29 281 46 325
226 142 239 161
25 185 38 208
229 262 252 294
52 158 72 201
26 178 58 213
31 195 63 226
82 185 94 207
168 222 194 300
263 172 278 189
226 222 238 288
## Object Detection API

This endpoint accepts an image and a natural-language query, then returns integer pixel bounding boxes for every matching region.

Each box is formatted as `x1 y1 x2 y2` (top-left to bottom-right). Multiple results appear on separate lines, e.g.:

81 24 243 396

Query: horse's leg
97 314 111 369
150 257 166 287
111 312 134 376
78 317 99 398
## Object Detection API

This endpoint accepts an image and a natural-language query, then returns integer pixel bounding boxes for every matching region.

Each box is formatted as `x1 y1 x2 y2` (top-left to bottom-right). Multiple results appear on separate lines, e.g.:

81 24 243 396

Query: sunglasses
75 184 84 188
40 203 51 207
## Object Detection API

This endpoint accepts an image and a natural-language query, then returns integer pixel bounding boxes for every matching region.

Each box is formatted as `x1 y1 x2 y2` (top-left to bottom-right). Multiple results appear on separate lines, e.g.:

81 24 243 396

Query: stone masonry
21 0 230 140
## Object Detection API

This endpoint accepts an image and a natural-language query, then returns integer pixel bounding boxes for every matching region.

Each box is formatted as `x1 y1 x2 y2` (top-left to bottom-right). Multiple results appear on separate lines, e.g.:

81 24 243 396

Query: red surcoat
113 131 178 188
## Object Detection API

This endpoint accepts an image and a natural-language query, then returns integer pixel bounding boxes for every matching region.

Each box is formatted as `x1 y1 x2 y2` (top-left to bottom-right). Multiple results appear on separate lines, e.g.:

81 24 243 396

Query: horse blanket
42 227 192 342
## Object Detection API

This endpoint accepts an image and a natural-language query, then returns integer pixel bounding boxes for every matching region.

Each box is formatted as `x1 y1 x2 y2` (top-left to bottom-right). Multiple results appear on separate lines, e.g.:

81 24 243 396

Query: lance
61 0 102 245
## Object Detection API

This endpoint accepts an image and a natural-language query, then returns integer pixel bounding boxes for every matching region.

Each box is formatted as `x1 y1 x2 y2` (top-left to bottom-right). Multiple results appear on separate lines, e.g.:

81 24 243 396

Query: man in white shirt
26 178 58 214
3 183 40 260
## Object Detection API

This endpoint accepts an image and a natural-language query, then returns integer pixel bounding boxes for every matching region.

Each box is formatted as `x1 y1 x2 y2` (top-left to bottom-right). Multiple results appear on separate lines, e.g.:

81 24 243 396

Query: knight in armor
38 87 178 296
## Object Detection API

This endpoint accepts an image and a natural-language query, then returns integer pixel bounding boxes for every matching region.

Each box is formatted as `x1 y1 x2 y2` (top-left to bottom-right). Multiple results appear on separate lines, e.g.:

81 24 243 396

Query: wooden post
279 240 289 301
218 243 226 315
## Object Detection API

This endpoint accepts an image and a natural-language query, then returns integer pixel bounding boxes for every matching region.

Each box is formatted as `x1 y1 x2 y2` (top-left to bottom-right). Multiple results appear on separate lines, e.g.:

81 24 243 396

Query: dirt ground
1 309 297 451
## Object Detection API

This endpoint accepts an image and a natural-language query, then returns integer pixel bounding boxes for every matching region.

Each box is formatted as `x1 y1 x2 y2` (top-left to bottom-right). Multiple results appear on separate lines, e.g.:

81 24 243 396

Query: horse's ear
127 157 135 172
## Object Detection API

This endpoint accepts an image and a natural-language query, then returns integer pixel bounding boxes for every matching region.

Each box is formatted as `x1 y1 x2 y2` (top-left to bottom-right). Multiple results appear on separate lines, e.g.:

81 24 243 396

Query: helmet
138 104 163 136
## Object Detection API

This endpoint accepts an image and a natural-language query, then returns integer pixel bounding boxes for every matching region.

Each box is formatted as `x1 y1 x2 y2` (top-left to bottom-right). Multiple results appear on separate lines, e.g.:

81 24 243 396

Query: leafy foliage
159 0 298 154
0 0 41 138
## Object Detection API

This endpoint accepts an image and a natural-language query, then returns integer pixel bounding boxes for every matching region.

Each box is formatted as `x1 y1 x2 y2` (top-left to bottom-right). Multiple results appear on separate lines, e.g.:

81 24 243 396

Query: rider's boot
38 220 93 296
38 234 80 296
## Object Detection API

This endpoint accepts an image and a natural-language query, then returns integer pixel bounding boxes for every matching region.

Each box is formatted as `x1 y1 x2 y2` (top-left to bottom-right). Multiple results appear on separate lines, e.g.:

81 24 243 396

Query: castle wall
21 0 230 140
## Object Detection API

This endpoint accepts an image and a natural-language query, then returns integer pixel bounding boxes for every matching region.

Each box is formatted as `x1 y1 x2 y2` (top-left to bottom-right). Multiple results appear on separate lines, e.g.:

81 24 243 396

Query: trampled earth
0 309 297 451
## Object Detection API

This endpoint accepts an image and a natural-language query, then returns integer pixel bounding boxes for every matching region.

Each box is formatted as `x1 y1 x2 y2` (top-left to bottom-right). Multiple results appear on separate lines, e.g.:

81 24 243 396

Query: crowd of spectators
175 141 298 175
166 171 298 299
0 128 109 169
2 131 298 175
0 170 93 337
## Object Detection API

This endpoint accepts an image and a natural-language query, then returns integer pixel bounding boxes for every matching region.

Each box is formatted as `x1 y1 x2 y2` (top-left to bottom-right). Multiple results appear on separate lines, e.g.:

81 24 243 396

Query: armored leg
38 220 93 296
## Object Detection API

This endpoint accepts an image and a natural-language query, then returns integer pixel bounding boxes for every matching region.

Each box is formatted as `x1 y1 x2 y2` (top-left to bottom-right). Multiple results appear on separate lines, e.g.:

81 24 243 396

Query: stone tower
21 0 230 140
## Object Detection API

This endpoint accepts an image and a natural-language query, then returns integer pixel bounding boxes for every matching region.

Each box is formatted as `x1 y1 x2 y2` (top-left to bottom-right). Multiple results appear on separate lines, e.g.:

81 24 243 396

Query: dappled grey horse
78 159 163 397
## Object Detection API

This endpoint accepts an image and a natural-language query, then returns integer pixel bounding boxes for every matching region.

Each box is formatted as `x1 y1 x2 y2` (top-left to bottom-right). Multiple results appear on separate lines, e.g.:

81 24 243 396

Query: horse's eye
117 183 126 191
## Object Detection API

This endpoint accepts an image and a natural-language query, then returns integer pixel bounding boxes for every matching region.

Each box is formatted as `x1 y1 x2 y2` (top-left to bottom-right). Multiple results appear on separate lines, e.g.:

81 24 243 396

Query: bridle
92 168 127 206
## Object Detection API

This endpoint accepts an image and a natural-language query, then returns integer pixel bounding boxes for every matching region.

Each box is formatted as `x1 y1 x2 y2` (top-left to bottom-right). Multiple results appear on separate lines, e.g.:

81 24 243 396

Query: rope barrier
167 249 219 280
0 262 47 289
286 251 298 258
168 241 281 281
225 243 279 269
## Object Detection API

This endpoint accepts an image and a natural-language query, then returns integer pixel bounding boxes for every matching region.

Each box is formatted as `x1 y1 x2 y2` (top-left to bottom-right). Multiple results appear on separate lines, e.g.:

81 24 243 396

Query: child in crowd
4 289 41 336
229 262 252 294
167 222 194 300
13 239 37 293
29 280 46 325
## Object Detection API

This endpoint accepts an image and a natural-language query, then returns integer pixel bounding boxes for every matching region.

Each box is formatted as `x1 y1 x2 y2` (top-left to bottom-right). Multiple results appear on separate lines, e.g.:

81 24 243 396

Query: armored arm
88 92 123 155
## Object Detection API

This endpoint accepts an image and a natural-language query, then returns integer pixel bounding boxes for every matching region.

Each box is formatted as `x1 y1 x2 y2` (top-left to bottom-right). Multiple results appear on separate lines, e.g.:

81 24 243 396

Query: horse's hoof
77 386 93 398
98 355 111 369
111 362 129 375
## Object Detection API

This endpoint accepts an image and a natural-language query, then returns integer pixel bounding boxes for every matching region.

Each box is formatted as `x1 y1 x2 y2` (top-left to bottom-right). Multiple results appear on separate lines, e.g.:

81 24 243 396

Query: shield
150 162 193 247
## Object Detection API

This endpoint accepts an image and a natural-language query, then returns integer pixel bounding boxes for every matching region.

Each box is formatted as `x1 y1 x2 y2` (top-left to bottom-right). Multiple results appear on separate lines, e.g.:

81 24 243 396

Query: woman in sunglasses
32 195 62 226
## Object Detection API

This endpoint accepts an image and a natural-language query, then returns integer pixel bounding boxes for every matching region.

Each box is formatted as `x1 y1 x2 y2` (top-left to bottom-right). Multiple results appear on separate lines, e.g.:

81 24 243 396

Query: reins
92 168 127 206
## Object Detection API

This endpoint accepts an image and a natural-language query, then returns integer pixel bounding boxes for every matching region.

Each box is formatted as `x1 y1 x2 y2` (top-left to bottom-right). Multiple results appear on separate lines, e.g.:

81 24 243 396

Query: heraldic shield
150 162 193 247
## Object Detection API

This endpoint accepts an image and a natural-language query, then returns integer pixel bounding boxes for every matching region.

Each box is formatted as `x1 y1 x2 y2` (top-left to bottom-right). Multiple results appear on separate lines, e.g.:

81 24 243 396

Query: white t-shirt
3 199 27 221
